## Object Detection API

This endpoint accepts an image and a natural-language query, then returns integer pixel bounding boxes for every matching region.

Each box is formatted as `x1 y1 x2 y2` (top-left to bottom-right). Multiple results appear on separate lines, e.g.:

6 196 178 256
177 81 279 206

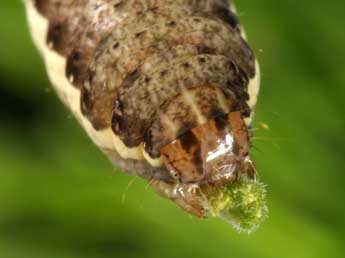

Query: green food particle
200 175 268 234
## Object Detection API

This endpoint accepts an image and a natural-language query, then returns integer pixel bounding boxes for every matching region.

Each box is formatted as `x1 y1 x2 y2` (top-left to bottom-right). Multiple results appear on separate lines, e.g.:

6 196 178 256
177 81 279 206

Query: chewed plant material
25 0 267 232
201 174 267 233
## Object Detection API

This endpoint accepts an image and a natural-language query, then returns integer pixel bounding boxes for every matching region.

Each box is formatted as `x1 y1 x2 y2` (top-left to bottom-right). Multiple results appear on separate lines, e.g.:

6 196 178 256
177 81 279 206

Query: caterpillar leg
149 179 205 218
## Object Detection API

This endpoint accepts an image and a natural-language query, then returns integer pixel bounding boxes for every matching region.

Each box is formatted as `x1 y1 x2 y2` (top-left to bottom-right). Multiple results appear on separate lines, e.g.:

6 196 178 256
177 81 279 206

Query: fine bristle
200 174 268 234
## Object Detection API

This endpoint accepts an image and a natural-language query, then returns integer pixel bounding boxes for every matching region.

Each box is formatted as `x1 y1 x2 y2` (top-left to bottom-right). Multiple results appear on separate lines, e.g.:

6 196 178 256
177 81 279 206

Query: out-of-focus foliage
0 1 344 258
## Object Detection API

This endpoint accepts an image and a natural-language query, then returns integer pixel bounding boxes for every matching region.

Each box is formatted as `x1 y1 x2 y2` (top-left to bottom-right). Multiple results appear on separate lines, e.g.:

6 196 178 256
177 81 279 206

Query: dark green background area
0 1 344 257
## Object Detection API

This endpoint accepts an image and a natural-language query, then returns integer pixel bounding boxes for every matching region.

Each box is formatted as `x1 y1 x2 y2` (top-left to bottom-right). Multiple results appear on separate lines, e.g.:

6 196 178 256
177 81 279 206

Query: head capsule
160 111 255 187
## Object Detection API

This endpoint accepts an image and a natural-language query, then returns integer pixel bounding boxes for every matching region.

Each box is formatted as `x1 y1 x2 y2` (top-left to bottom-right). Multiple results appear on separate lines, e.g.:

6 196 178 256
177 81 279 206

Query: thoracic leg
149 179 205 218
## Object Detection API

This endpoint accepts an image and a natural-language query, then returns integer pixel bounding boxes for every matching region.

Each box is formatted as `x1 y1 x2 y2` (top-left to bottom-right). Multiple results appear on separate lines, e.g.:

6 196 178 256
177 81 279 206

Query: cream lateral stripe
24 0 163 167
245 60 261 126
229 1 261 126
248 60 261 110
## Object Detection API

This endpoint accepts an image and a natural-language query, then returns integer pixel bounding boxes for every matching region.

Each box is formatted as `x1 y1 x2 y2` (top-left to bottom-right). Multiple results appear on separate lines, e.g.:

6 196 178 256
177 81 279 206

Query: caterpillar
24 0 267 233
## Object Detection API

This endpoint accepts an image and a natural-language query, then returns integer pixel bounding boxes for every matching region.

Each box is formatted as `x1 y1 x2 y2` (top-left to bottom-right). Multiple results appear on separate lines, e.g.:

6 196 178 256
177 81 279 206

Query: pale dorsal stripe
215 87 231 113
160 113 179 136
181 86 207 125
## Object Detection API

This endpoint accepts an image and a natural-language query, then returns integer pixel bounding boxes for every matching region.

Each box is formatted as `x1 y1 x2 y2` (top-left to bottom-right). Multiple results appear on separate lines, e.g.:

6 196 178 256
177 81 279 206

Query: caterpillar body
25 0 267 232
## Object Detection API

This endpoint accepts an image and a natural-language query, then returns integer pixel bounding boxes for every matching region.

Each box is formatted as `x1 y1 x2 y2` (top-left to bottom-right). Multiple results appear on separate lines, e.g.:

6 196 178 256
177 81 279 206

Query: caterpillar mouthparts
154 112 268 232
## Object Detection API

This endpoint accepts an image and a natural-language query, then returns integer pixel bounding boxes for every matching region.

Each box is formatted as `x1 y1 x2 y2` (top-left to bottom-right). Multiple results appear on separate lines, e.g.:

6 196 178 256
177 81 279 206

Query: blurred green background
1 0 345 258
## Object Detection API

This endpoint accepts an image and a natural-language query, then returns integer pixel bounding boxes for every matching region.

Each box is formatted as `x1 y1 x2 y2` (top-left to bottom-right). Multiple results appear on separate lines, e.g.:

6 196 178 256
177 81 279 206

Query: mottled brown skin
31 0 257 217
33 0 254 149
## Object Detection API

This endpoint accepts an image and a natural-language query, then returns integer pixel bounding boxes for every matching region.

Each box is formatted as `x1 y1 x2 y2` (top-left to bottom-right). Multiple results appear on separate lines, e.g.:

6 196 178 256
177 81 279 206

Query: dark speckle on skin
121 69 141 89
47 22 67 52
113 42 120 49
176 122 197 141
198 57 206 63
160 70 168 77
135 31 146 38
192 145 203 175
179 130 198 152
166 20 177 26
80 87 93 115
66 50 84 87
34 0 49 15
213 4 239 29
113 2 124 9
209 108 226 120
196 45 216 55
214 114 228 131
182 62 191 68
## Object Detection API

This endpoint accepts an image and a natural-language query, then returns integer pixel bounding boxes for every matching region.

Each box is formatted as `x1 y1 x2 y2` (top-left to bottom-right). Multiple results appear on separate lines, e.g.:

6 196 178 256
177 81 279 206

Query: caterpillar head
154 111 267 233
